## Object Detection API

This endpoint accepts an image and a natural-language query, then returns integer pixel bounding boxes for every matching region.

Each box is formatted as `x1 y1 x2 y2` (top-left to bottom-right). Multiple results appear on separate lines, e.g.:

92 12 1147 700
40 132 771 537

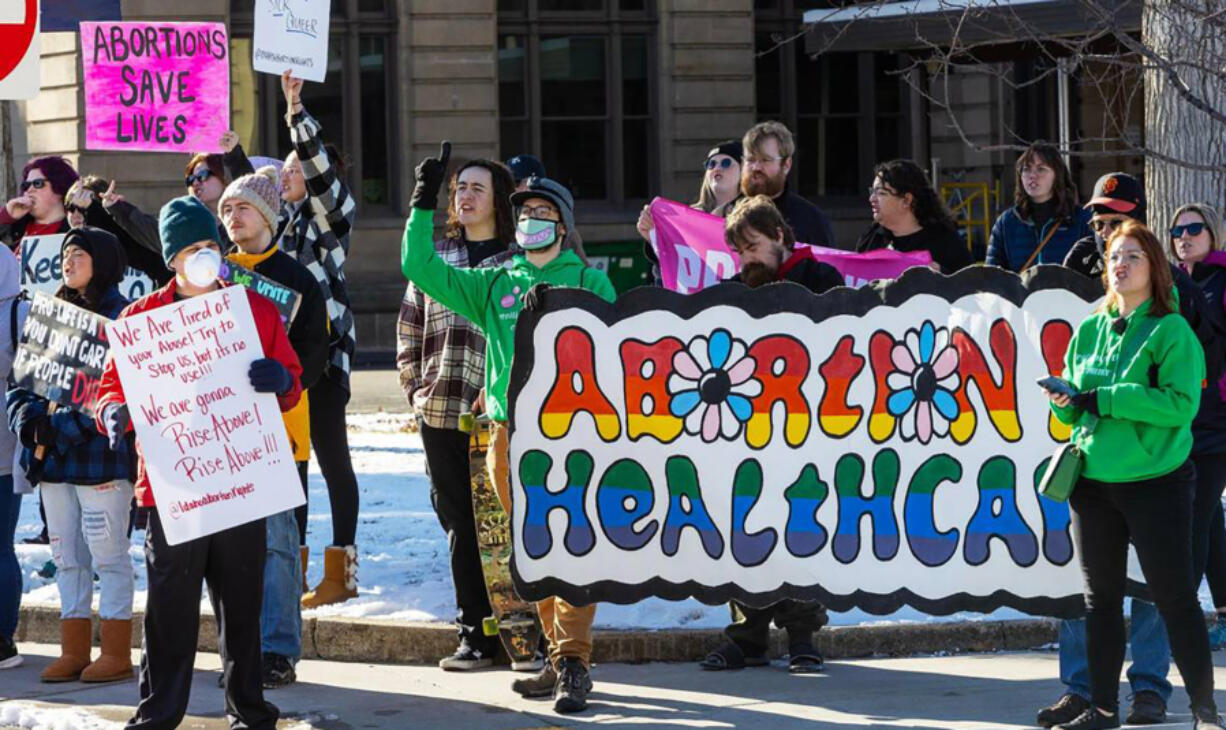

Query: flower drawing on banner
886 320 961 444
667 329 762 442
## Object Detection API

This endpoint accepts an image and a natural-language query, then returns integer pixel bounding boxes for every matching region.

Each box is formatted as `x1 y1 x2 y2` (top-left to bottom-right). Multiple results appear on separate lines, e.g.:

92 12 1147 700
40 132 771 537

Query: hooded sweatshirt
0 245 24 484
401 207 616 422
1050 297 1205 482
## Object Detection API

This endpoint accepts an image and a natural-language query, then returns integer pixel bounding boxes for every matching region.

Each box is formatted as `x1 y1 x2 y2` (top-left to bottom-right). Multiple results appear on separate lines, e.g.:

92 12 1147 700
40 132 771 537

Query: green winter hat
159 196 218 264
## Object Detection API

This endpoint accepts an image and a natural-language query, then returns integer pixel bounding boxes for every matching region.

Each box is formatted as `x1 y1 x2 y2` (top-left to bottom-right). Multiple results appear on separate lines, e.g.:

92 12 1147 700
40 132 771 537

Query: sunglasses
1171 222 1207 238
65 205 86 215
1090 218 1125 233
185 169 212 187
20 179 47 192
705 158 734 171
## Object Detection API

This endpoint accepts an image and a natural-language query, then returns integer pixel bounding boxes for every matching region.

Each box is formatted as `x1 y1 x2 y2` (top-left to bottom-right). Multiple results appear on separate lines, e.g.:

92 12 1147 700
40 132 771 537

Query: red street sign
0 0 38 83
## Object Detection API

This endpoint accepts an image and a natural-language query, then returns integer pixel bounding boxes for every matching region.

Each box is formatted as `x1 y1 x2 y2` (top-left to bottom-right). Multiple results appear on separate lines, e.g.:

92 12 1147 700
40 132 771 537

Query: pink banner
649 197 933 293
81 21 229 153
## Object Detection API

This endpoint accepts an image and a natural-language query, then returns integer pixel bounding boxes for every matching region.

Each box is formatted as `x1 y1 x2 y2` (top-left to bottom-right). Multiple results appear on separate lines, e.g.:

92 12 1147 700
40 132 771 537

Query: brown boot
40 618 92 683
80 619 133 683
300 546 309 593
301 545 358 608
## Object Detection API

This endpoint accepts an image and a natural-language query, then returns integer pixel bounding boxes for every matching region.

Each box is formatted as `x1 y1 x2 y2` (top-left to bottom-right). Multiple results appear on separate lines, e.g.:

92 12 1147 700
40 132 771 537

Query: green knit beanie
159 196 218 265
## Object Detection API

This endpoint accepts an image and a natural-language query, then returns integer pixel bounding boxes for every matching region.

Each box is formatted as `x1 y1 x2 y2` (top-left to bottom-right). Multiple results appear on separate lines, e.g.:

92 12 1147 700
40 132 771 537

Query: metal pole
1057 58 1071 169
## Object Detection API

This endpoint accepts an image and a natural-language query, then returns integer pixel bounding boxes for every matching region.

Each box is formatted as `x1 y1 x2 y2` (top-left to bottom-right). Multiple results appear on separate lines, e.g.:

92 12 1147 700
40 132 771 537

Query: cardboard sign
19 233 155 302
648 197 933 292
252 0 331 83
106 287 303 545
219 260 301 327
0 0 40 100
13 292 110 416
80 21 230 153
507 266 1106 617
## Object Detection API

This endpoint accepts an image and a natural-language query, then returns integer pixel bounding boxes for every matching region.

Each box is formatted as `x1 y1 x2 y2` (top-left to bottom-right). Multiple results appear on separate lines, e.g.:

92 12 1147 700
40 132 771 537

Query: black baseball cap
1085 172 1145 216
706 140 743 164
506 154 546 184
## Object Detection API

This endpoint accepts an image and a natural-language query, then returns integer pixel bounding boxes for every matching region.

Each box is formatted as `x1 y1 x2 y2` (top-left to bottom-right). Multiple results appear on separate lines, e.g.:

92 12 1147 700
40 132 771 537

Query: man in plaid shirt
397 159 517 670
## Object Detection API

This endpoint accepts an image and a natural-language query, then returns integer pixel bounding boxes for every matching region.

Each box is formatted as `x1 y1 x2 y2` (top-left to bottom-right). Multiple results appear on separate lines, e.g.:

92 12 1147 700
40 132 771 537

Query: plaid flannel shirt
396 237 513 430
277 110 358 391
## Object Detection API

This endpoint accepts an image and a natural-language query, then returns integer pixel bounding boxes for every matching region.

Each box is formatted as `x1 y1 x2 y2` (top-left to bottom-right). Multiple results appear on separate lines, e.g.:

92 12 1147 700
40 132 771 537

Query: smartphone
1036 376 1078 398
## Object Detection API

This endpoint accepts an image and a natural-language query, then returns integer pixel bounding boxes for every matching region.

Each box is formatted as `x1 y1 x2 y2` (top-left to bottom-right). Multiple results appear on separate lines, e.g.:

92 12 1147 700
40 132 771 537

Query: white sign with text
106 287 303 545
20 233 155 302
252 0 331 82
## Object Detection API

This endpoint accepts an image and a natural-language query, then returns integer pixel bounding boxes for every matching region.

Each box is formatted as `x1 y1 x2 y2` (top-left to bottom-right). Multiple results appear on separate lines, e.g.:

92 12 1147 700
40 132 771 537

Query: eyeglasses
1171 222 1207 238
868 186 898 199
520 205 558 221
743 155 785 168
185 169 212 187
705 158 734 171
1090 218 1126 233
20 179 47 192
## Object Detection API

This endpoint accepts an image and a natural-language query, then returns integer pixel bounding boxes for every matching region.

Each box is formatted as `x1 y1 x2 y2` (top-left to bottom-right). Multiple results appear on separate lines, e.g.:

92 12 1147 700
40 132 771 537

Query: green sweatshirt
401 207 617 422
1050 297 1205 482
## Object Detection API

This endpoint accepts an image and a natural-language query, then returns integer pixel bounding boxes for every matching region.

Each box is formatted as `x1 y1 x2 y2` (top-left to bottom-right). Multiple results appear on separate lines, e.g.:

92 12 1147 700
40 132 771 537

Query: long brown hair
444 159 516 245
1099 219 1175 318
1014 142 1078 222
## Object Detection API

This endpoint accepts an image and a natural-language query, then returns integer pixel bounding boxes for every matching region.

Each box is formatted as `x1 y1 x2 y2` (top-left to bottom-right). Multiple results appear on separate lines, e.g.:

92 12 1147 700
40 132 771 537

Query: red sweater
95 279 304 507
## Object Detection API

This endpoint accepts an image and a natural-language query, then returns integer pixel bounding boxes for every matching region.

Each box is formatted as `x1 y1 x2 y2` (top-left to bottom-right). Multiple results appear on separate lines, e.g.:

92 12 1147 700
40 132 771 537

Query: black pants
724 600 827 657
1193 452 1226 598
293 461 309 545
420 422 495 651
1208 501 1226 607
308 368 359 546
1070 461 1216 714
126 510 277 730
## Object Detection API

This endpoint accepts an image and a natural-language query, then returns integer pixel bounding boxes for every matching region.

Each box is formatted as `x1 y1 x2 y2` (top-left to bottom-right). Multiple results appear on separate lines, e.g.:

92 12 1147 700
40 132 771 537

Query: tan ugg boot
80 619 133 683
300 546 309 593
40 618 92 683
301 545 358 608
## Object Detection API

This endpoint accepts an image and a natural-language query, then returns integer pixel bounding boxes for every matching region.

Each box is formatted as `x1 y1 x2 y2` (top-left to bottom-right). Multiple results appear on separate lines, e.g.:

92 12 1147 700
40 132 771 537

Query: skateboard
463 413 544 670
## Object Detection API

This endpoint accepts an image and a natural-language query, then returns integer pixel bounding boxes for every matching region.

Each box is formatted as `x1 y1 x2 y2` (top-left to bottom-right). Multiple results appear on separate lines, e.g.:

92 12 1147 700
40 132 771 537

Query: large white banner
508 266 1106 617
106 287 303 545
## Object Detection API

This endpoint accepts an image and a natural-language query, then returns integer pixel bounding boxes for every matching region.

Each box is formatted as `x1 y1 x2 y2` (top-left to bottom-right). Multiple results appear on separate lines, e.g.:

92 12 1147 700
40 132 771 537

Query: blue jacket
986 205 1091 272
7 286 136 486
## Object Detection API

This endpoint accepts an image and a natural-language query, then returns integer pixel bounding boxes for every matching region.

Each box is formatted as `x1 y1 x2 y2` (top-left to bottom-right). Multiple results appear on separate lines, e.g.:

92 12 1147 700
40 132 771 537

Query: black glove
19 415 54 449
249 357 294 395
1071 389 1100 417
409 141 451 211
523 283 552 312
102 403 131 451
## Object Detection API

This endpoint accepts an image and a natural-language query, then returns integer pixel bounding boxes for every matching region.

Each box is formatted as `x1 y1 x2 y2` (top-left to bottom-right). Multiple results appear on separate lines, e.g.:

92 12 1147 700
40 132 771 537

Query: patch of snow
0 701 121 730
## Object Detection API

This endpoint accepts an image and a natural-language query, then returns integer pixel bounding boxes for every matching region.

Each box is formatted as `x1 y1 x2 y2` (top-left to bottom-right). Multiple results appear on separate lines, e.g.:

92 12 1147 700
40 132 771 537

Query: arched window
229 0 397 212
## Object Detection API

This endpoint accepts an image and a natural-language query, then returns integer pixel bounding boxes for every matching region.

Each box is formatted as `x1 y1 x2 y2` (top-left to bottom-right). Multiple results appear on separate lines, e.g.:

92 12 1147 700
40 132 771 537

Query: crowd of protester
2 86 1226 730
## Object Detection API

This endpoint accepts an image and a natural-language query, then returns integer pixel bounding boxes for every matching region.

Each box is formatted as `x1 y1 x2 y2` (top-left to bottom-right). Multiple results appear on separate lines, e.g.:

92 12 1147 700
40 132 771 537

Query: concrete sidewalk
6 642 1226 729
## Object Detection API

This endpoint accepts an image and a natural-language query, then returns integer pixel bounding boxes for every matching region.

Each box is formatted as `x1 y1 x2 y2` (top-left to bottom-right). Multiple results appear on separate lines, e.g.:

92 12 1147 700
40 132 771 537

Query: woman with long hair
1044 220 1223 730
987 142 1091 272
855 158 972 273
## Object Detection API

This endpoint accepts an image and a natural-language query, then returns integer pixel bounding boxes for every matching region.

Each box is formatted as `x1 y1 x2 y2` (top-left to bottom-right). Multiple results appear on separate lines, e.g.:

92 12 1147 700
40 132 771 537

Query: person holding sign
219 166 328 689
403 144 615 714
274 70 362 609
95 196 302 730
65 176 171 287
7 227 137 684
0 156 77 250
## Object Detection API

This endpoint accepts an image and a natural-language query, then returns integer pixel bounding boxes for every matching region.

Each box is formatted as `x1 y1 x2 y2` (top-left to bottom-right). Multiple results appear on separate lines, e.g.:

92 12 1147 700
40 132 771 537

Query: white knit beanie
219 166 281 233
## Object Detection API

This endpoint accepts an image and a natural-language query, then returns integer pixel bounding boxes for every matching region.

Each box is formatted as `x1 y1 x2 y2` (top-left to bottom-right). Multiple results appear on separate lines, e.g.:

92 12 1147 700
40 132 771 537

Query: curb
15 602 1059 664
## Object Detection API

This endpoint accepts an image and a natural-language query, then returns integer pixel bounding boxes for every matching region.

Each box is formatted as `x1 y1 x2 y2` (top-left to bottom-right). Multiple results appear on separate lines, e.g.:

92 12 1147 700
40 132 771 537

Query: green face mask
516 218 558 250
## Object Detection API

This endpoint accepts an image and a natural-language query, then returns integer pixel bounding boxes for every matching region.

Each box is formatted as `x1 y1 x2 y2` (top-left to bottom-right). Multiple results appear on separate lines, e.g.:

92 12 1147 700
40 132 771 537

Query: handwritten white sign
20 233 155 302
106 287 303 545
252 0 331 83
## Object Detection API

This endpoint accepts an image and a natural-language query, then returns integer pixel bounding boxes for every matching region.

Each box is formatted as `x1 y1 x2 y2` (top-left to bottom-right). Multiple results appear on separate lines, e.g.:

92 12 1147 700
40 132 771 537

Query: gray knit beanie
219 166 281 234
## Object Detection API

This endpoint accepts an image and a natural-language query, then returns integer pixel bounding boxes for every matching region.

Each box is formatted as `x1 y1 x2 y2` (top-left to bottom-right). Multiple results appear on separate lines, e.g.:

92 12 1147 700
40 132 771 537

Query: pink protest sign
80 21 229 153
648 197 933 292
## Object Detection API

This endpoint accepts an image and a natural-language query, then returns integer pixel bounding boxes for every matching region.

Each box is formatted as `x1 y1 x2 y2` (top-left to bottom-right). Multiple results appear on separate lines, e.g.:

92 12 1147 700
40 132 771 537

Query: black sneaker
1053 707 1120 730
0 636 22 669
553 657 592 714
1124 690 1166 724
1038 694 1090 728
22 532 48 545
261 653 296 689
438 641 494 671
511 663 557 698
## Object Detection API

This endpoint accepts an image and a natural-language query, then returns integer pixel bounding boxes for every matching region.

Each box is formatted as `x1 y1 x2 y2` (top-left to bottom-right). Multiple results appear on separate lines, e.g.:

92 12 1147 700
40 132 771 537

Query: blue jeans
261 508 302 660
0 479 20 641
1060 599 1172 703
